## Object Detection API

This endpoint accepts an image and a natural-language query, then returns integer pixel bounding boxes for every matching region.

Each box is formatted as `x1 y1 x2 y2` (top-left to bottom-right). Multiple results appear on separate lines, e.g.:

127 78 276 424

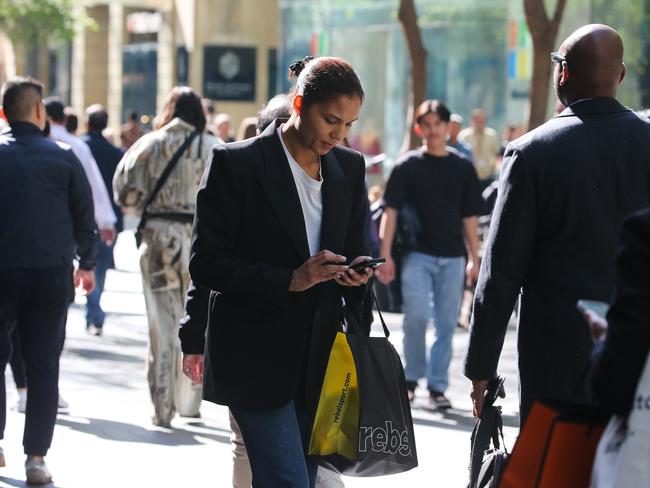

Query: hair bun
288 56 314 79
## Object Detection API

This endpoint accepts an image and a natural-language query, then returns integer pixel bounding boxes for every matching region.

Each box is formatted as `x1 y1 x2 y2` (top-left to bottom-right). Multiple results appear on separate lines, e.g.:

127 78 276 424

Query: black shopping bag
312 287 418 476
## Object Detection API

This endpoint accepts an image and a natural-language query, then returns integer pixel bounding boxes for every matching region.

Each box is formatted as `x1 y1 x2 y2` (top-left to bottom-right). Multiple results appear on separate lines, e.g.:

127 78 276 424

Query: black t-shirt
384 148 481 257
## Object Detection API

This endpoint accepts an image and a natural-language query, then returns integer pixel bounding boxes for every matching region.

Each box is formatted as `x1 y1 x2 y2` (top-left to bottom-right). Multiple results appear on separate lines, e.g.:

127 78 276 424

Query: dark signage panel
203 46 256 101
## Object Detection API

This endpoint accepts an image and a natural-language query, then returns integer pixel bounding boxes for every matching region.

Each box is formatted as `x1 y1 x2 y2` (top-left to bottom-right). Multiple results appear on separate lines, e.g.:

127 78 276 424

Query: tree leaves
0 0 94 45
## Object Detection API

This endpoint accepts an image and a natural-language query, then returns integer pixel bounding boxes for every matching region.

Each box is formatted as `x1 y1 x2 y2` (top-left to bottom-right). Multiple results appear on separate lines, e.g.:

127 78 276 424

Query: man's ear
414 124 423 137
559 61 570 86
293 95 303 115
619 63 627 85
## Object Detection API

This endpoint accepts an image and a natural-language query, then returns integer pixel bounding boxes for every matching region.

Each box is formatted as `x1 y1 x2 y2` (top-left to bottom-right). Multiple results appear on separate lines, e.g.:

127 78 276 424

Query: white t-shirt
277 126 323 256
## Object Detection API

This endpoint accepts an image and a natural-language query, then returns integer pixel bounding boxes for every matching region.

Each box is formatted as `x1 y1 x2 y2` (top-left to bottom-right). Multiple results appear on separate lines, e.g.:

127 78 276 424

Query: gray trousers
140 221 202 425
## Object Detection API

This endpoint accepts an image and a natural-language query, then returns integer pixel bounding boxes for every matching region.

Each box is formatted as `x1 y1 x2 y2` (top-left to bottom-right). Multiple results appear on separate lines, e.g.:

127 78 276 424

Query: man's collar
8 121 43 135
555 97 630 118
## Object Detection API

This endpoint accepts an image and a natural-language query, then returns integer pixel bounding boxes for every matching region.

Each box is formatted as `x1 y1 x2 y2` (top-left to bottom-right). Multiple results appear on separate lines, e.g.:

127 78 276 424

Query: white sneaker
25 458 52 485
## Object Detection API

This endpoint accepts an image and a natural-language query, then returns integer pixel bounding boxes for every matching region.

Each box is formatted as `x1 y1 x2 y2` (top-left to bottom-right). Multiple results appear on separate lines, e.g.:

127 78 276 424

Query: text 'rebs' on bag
308 288 418 476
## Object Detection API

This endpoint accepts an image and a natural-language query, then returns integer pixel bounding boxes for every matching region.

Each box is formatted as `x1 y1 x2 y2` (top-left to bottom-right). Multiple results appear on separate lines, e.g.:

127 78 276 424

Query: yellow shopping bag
308 331 360 460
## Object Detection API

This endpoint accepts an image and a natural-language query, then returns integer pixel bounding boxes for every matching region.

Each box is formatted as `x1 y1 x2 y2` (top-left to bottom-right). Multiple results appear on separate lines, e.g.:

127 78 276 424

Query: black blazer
593 207 650 415
188 120 370 412
464 98 650 419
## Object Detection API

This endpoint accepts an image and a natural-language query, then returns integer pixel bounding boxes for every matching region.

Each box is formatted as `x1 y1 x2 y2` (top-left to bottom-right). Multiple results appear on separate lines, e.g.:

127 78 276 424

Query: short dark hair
154 86 206 132
0 76 43 122
127 110 138 122
44 96 65 123
86 104 109 132
289 56 364 111
64 107 78 134
414 100 451 125
257 93 291 132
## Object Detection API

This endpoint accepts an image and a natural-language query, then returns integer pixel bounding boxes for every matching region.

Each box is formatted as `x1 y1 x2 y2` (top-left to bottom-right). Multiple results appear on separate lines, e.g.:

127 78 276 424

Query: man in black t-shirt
377 100 481 409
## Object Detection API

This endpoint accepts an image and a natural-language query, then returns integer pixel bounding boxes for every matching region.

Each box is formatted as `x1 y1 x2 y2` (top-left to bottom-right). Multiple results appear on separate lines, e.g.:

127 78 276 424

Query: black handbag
134 131 198 247
468 378 509 488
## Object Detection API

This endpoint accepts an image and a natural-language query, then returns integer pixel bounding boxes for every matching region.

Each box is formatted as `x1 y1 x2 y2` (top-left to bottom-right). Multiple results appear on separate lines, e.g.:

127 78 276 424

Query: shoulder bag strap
137 130 199 233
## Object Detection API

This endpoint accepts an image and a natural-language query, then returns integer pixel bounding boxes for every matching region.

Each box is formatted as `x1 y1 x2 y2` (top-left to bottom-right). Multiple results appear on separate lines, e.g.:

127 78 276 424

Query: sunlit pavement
1 231 519 488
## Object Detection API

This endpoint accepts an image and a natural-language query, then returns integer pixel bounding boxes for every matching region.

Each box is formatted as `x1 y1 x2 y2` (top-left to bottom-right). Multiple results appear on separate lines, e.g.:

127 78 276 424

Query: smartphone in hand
349 257 386 273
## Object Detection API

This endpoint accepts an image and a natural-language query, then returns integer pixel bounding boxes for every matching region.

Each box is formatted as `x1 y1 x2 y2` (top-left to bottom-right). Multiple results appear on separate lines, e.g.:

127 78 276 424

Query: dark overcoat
464 98 650 419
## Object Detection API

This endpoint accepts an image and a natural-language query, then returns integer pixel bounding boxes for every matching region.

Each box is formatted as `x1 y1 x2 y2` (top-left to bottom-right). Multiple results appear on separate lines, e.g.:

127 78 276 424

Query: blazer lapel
320 149 351 253
259 121 310 261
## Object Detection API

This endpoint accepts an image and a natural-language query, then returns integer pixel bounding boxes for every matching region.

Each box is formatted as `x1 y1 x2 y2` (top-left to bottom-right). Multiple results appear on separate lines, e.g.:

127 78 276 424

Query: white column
108 3 124 144
157 2 176 114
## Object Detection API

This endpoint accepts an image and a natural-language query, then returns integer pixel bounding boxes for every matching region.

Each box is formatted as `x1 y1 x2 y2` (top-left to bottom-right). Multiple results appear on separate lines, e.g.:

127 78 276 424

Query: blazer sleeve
189 145 294 311
179 281 210 354
464 146 537 380
592 209 650 415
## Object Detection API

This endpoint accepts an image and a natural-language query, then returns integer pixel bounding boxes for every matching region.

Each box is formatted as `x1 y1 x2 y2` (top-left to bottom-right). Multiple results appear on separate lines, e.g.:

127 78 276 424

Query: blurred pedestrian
44 97 117 246
447 113 473 160
458 108 500 189
591 207 650 415
183 56 372 487
465 24 650 422
120 110 143 150
114 86 220 427
214 113 235 142
257 93 291 133
81 104 125 335
376 99 482 409
0 76 97 485
236 116 258 141
64 107 78 135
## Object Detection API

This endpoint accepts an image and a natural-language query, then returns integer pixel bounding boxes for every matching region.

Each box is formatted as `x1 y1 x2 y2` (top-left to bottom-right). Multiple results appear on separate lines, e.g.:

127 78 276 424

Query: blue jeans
401 252 465 393
231 400 318 488
85 239 113 328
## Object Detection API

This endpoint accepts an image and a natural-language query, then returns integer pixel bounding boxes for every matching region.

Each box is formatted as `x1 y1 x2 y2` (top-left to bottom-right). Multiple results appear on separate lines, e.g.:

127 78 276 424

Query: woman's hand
336 255 374 287
182 354 204 385
289 250 349 292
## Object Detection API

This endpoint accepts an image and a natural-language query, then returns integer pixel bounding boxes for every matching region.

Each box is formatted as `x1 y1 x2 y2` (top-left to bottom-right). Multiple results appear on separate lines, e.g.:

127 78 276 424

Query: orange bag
499 401 607 488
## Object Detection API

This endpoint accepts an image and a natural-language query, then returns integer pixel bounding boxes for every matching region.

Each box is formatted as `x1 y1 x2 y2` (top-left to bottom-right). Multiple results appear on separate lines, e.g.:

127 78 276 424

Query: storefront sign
203 46 256 101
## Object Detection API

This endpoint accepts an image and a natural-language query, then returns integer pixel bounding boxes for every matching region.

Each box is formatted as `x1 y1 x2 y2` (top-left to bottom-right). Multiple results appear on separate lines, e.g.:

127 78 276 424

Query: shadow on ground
56 416 231 446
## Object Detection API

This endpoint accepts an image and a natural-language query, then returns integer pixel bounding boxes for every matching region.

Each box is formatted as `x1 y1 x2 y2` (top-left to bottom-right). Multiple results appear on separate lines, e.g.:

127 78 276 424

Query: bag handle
341 278 390 338
136 130 199 237
468 405 507 487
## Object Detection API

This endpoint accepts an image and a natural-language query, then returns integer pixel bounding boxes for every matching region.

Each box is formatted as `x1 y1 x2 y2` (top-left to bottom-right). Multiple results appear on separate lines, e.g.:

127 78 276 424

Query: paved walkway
1 232 519 487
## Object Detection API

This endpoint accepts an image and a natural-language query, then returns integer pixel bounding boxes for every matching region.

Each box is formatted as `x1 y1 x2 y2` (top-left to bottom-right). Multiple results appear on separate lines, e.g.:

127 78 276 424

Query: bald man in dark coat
464 24 650 421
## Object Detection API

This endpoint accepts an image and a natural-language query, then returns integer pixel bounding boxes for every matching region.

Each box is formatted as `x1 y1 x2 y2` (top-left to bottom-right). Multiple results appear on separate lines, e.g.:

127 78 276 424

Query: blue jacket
0 122 97 269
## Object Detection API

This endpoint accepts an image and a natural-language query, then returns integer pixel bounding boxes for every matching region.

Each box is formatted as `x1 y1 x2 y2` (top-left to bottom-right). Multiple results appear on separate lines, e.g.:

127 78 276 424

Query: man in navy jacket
81 104 125 335
0 77 96 484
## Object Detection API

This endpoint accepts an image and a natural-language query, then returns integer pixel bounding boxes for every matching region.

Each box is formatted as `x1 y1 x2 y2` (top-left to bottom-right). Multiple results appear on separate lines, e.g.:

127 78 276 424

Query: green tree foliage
0 0 92 44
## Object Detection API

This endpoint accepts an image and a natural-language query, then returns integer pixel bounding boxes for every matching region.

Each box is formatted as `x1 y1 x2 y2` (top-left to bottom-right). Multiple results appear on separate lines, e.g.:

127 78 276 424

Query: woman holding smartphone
183 56 373 487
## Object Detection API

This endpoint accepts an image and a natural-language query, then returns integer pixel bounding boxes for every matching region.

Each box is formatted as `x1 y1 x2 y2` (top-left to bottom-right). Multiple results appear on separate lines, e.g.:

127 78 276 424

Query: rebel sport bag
308 287 418 476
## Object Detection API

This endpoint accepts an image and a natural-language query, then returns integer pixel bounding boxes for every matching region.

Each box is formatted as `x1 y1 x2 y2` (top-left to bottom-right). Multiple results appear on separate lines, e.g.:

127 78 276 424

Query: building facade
10 0 279 144
279 0 647 166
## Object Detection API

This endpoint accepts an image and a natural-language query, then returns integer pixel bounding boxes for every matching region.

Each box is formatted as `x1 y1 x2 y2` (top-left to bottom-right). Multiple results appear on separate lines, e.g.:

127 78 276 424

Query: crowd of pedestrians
0 21 649 488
